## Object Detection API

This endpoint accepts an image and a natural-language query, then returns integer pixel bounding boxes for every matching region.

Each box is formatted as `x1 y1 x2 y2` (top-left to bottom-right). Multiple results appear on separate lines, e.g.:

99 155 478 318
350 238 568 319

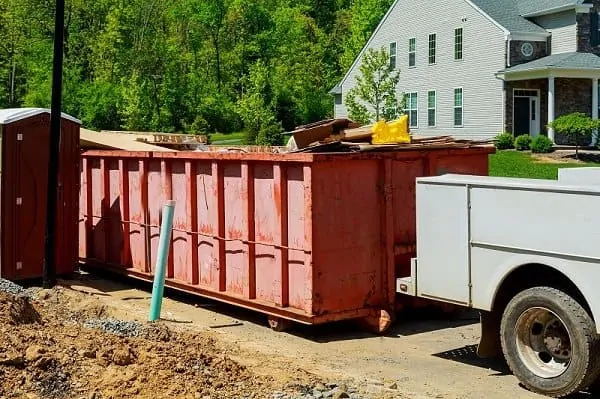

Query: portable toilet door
0 108 81 281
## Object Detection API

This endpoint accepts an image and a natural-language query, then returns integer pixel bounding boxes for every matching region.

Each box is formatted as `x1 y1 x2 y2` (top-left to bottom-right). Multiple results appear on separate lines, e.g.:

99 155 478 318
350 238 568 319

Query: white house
331 0 600 144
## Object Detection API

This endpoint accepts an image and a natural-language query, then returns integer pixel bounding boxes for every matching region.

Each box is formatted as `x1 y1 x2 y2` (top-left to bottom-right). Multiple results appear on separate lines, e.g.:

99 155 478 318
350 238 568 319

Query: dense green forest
0 0 393 143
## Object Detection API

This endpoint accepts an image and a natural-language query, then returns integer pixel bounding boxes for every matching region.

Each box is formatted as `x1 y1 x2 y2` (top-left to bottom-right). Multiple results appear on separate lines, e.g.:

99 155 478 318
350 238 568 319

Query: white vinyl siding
389 42 397 69
533 11 576 54
407 92 418 128
454 88 463 127
337 0 506 139
454 28 463 60
428 34 437 64
428 90 436 127
409 38 416 67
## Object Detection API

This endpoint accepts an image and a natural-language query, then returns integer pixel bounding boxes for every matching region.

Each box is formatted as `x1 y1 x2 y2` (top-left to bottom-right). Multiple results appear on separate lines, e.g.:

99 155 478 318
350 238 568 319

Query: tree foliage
548 112 600 158
344 46 402 124
0 0 394 144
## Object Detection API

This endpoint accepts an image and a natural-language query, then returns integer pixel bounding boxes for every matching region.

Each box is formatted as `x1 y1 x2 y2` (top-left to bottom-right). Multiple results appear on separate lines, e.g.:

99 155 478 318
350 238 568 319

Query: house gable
335 0 509 139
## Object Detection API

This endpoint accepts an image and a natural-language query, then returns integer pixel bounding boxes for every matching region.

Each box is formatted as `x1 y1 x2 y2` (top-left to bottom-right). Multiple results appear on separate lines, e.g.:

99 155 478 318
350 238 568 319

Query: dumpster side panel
311 159 384 315
196 161 218 290
127 159 147 273
287 165 312 313
224 162 247 296
171 160 195 284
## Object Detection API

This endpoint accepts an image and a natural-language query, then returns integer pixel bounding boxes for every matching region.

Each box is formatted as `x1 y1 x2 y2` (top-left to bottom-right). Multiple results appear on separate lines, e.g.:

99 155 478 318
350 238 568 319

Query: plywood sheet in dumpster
311 159 383 314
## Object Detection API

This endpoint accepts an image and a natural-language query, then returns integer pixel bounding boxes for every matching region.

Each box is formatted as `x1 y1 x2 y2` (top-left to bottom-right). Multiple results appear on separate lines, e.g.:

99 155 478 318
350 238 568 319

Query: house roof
470 0 549 34
502 52 600 72
517 0 587 17
0 108 81 125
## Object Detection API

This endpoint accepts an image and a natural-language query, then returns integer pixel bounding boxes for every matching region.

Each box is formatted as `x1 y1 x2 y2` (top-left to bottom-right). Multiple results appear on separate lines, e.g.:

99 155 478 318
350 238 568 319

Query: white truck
397 168 600 398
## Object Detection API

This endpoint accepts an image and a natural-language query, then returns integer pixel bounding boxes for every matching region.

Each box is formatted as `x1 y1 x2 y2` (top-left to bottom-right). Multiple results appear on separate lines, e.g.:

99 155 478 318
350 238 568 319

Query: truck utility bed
398 173 600 334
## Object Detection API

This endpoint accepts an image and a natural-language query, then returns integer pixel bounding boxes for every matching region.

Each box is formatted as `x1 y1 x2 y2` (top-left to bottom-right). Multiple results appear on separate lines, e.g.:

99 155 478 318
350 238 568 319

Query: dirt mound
0 288 278 399
0 292 41 325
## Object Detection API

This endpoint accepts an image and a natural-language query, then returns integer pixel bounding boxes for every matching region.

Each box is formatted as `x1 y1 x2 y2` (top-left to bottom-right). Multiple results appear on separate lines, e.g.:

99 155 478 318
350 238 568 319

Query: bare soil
2 273 570 399
0 287 318 399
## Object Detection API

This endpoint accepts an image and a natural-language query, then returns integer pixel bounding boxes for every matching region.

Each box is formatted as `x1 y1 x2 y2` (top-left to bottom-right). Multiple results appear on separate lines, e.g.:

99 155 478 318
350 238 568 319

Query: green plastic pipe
149 200 176 322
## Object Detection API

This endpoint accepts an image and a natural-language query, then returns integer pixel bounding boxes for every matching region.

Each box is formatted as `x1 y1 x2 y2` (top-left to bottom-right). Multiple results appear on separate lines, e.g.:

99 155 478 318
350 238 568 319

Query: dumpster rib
161 160 175 279
84 158 93 258
100 159 109 263
213 162 226 292
140 159 151 273
242 162 257 300
274 163 289 307
118 159 131 267
186 160 199 285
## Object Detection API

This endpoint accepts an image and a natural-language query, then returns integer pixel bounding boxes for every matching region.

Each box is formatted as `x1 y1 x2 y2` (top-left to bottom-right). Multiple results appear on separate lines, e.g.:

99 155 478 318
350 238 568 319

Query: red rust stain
198 223 214 234
227 229 243 240
273 183 281 217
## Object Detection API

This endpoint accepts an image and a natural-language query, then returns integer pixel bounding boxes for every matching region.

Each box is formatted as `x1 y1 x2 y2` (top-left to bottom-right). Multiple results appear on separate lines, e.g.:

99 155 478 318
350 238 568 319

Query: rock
0 353 24 367
388 382 398 390
332 392 349 399
193 393 202 399
337 384 348 393
25 345 46 362
312 390 324 399
112 349 133 366
33 356 54 370
314 383 327 392
325 383 338 389
79 349 96 359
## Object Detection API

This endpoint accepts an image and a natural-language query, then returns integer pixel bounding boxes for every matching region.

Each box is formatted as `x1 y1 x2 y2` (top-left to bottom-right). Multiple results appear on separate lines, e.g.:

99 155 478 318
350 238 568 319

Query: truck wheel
500 287 600 397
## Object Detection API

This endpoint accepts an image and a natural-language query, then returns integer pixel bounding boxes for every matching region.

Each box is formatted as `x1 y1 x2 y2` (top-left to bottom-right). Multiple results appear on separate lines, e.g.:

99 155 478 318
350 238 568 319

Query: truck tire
500 287 600 397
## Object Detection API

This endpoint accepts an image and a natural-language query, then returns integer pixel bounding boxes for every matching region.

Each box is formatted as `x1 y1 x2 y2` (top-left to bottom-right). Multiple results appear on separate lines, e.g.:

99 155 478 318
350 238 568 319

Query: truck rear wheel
500 287 600 397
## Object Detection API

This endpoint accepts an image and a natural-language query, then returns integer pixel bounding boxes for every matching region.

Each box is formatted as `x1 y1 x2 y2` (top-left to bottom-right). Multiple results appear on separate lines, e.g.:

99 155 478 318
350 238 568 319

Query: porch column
593 78 598 146
548 76 555 143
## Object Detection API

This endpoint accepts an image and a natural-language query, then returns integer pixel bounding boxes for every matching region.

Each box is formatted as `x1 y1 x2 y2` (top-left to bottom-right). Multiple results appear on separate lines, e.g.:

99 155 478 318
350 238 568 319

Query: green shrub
514 134 532 151
547 112 600 159
494 133 514 150
530 135 554 153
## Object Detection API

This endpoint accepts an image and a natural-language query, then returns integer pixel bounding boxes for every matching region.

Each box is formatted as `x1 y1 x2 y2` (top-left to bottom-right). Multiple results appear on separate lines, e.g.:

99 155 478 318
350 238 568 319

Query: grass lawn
208 131 247 145
489 150 599 180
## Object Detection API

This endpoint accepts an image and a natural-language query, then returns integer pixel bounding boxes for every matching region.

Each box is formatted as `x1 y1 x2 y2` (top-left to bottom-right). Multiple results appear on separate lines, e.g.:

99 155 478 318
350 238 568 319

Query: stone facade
504 79 548 135
554 78 593 145
509 40 548 67
577 0 600 54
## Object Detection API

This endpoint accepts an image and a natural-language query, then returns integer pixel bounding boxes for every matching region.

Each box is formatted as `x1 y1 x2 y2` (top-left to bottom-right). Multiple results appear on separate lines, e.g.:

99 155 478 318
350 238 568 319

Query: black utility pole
43 0 65 289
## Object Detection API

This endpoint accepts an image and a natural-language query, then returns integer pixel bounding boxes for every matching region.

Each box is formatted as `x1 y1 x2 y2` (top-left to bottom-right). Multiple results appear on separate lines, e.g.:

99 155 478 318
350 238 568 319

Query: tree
547 112 600 159
344 46 401 125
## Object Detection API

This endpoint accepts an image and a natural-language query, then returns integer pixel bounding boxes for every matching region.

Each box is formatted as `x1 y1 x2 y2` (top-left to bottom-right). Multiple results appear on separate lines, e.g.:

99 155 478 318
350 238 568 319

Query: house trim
521 4 593 18
497 67 600 81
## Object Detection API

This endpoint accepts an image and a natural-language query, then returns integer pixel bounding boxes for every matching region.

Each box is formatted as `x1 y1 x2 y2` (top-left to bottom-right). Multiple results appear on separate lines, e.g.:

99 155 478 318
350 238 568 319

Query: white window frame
427 90 436 127
454 28 463 60
428 33 436 65
454 87 464 127
408 38 416 67
389 42 397 69
407 92 419 128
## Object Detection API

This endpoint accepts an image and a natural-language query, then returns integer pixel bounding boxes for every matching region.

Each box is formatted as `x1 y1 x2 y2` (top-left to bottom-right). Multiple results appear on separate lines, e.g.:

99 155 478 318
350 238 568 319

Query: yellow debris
371 115 411 144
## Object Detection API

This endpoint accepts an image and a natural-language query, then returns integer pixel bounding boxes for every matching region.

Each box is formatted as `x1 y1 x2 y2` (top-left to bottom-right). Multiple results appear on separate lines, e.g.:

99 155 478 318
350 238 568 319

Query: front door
514 90 540 137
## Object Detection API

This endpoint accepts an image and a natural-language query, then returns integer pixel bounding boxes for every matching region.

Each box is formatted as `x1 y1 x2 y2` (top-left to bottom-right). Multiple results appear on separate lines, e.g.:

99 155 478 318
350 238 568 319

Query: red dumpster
0 108 81 280
79 145 493 331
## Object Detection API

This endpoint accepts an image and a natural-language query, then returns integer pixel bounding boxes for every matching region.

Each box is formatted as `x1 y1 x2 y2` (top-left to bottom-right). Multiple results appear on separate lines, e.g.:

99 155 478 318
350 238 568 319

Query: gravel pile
83 318 144 337
0 278 26 296
272 382 365 399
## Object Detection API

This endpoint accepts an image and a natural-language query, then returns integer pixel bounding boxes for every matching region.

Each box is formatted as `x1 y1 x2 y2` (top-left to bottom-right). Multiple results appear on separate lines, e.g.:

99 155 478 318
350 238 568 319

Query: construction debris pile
286 118 494 153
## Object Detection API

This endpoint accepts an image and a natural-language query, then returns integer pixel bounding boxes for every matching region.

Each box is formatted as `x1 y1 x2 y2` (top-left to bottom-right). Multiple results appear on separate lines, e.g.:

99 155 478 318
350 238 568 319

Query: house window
407 92 418 128
428 34 436 64
389 42 397 69
408 38 416 67
454 28 463 60
454 88 463 127
427 90 436 127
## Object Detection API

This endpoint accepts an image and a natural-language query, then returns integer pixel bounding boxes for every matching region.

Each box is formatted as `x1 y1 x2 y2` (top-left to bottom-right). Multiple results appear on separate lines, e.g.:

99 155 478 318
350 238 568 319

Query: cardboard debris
80 129 177 152
290 118 360 149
